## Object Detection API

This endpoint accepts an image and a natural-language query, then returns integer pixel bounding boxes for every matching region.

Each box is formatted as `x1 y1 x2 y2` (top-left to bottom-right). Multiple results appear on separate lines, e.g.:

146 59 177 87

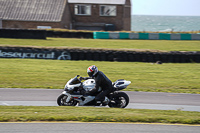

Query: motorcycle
57 75 131 108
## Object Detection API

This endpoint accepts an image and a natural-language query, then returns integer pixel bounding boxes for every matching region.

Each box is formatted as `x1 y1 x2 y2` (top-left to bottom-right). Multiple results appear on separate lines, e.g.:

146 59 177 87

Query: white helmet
87 65 98 77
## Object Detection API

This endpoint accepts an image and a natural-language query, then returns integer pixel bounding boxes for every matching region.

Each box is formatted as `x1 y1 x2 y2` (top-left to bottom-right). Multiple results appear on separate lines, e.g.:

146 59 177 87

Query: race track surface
0 88 200 112
0 122 199 133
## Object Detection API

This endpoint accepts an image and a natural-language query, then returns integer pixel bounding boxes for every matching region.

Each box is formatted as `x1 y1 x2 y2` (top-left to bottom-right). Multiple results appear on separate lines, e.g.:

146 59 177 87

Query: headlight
64 86 68 91
64 87 74 93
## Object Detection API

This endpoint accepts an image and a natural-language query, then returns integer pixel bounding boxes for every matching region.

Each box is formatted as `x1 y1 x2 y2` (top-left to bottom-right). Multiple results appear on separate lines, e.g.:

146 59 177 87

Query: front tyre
57 94 77 106
108 92 129 108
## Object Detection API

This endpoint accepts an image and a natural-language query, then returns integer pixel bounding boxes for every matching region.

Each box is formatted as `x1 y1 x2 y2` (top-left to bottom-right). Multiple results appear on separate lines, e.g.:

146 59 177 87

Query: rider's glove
79 77 84 80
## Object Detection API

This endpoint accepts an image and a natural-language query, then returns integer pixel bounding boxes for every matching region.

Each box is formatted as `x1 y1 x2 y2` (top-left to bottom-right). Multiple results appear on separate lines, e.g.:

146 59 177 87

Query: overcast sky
131 0 200 16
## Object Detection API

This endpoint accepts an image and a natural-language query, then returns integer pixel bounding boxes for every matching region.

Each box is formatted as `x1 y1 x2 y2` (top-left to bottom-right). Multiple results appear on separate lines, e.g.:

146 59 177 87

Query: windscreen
69 76 81 85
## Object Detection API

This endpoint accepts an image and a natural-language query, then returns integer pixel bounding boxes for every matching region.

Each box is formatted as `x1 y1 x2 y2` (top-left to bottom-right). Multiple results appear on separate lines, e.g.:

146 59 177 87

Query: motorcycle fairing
62 91 95 106
113 79 131 90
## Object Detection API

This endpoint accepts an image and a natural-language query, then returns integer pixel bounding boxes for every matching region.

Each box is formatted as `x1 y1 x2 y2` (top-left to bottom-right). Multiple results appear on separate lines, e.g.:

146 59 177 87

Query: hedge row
1 46 200 63
0 29 46 39
46 31 93 38
0 29 94 39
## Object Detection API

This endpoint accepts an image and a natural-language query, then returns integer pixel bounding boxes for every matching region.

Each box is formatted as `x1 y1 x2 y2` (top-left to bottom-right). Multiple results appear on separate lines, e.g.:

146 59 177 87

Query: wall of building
122 0 131 31
69 4 130 31
1 1 131 31
0 18 2 28
60 2 73 29
2 20 62 29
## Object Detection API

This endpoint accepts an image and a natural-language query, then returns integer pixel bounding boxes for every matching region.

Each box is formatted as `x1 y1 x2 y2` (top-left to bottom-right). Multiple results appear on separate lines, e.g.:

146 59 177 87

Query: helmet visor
88 71 94 77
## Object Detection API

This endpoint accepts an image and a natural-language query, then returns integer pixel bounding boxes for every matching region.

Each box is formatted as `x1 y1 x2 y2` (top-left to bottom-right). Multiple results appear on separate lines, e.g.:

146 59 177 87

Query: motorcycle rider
80 65 113 105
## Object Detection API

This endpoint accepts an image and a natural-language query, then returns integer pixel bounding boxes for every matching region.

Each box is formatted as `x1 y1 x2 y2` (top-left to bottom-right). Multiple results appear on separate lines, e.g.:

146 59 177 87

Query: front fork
62 91 73 103
61 91 83 103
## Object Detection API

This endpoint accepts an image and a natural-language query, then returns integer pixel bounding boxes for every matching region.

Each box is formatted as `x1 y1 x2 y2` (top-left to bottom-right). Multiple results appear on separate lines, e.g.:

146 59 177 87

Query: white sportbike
57 75 131 108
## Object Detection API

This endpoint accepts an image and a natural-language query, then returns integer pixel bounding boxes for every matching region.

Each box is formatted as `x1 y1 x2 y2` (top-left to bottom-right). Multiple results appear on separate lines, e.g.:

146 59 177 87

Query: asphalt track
0 88 200 112
1 88 200 133
0 122 199 133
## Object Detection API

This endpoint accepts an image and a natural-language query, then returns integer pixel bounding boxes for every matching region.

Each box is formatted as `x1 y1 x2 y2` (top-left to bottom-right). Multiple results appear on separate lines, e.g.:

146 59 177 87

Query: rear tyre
57 94 77 106
108 92 129 108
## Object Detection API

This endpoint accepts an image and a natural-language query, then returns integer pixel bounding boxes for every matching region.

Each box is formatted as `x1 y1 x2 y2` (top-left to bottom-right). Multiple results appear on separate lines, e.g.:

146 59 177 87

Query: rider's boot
96 101 101 106
102 97 110 106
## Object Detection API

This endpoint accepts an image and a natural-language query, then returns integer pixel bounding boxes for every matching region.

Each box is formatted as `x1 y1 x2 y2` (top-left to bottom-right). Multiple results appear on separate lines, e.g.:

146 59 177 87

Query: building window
75 5 91 15
100 5 116 16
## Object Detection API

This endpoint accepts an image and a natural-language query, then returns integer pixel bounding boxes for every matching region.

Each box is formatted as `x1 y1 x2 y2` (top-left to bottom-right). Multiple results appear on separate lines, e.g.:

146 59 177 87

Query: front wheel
108 92 129 108
57 94 77 106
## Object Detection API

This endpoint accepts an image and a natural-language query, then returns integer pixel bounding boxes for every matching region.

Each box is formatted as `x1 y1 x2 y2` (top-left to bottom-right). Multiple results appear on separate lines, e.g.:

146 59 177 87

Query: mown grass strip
0 106 199 124
0 38 200 52
0 59 200 94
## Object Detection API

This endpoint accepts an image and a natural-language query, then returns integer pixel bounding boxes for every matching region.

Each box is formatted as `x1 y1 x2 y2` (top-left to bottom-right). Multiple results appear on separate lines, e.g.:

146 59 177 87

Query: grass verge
0 106 199 124
0 59 200 94
0 38 200 52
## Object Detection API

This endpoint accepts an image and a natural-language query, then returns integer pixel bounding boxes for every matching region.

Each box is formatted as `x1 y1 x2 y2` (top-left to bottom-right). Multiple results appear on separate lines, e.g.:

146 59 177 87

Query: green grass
0 37 200 93
0 106 199 124
1 38 200 124
0 59 200 94
0 38 200 52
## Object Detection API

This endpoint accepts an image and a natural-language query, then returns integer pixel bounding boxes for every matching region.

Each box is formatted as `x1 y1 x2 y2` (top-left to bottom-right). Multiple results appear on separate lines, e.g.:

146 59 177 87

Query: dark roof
0 0 67 22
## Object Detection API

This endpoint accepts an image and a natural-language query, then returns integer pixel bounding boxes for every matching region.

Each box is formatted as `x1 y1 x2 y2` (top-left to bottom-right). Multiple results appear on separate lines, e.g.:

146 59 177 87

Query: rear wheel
108 92 129 108
57 94 77 106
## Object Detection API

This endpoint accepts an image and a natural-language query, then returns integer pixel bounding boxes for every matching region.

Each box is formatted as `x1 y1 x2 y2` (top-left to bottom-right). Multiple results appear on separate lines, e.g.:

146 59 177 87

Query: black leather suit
83 71 113 101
